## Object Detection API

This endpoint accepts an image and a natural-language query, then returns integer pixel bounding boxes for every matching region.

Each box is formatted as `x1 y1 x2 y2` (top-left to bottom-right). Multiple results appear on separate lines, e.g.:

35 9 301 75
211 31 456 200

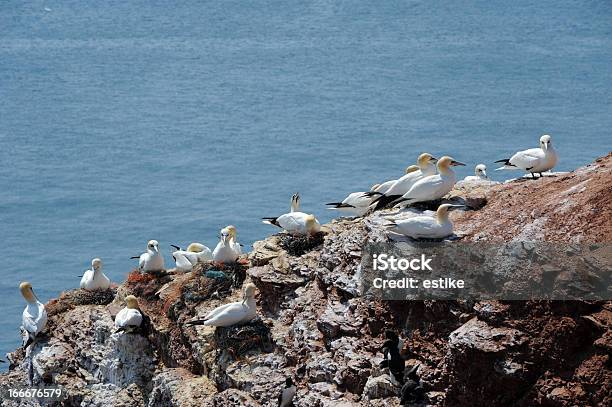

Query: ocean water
1 0 611 366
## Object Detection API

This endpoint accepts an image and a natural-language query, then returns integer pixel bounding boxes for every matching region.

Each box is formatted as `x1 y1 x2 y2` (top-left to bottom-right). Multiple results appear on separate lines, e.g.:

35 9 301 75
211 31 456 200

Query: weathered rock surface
1 154 610 406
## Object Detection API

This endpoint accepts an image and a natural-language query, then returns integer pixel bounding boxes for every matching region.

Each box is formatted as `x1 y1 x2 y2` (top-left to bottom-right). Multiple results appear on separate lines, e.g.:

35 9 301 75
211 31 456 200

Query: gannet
392 156 465 208
405 165 419 174
262 213 321 235
221 225 242 255
186 283 257 327
132 240 165 272
171 243 213 272
212 229 240 264
278 377 297 407
326 191 375 217
495 134 558 178
463 164 489 181
263 194 321 235
80 258 111 290
20 282 47 348
115 295 143 330
386 204 463 239
369 153 438 210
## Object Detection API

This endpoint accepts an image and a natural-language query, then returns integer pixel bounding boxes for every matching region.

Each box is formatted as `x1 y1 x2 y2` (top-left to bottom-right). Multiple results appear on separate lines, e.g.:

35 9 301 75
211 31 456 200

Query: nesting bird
114 295 143 330
171 242 212 272
278 377 297 407
326 187 380 217
391 156 465 208
463 164 489 181
19 282 47 349
221 225 242 255
368 153 438 210
80 258 111 290
386 204 464 239
495 134 558 178
263 193 321 235
186 283 257 327
212 227 241 264
133 240 165 272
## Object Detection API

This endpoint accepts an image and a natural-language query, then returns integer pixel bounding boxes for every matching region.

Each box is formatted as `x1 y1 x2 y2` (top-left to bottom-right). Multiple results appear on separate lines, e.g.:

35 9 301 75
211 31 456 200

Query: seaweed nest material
46 288 117 317
214 319 274 357
279 231 325 256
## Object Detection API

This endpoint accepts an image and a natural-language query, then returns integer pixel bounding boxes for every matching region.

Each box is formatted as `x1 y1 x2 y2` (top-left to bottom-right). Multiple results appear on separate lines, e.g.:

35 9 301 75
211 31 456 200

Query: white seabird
80 258 111 290
212 228 241 264
495 134 558 178
463 164 489 181
132 240 165 273
20 282 47 348
386 204 464 239
263 194 321 235
186 283 257 327
221 225 242 255
326 188 379 217
392 156 465 208
278 377 297 407
369 153 438 210
405 165 419 174
115 295 143 330
171 243 213 272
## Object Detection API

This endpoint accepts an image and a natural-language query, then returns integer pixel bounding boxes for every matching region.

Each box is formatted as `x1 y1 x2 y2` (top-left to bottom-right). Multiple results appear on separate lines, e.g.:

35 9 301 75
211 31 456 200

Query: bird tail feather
261 217 280 227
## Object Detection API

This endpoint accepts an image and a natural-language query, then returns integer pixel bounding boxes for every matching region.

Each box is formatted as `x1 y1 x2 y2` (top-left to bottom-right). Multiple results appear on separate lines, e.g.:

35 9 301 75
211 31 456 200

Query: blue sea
1 0 611 367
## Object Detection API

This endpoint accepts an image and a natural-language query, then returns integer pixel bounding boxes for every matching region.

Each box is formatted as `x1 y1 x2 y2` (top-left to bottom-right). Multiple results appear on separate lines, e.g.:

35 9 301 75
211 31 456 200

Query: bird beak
451 160 466 166
31 288 41 302
482 170 488 178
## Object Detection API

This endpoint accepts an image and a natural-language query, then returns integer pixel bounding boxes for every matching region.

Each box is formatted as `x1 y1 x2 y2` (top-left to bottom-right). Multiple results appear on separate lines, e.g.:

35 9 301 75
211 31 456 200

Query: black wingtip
494 159 512 165
185 319 206 327
373 194 402 211
23 337 33 349
130 256 140 259
170 244 181 251
326 202 355 208
363 191 383 198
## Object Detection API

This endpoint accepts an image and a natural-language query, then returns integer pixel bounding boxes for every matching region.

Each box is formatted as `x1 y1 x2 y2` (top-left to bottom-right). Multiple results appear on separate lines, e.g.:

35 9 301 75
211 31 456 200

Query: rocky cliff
1 154 611 407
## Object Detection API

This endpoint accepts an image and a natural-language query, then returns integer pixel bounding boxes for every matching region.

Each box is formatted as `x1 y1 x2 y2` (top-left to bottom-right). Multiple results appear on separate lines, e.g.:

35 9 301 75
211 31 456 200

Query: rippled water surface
1 0 611 364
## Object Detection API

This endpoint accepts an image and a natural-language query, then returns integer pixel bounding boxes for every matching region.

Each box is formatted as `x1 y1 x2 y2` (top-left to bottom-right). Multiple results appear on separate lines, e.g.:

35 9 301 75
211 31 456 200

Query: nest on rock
279 231 325 256
195 261 248 289
214 319 274 357
126 269 172 299
46 288 117 317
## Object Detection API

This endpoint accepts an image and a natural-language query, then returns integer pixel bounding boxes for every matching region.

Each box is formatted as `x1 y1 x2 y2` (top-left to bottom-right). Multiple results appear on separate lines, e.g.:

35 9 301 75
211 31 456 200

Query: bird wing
196 246 213 261
277 212 307 232
138 253 147 269
203 302 236 320
115 308 142 327
80 269 94 288
509 148 544 170
394 217 439 238
204 302 248 326
385 170 422 196
174 252 195 271
403 175 447 202
374 179 396 194
344 192 373 208
22 303 47 335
